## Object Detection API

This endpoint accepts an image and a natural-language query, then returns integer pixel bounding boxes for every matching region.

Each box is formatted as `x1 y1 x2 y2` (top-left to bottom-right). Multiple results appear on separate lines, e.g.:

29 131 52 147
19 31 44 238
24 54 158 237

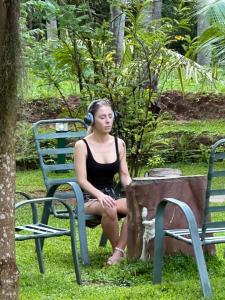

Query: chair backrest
202 138 225 238
32 119 87 190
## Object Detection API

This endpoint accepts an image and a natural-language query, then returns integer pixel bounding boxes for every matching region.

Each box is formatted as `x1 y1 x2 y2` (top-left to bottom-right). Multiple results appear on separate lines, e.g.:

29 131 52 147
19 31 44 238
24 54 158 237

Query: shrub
15 122 38 169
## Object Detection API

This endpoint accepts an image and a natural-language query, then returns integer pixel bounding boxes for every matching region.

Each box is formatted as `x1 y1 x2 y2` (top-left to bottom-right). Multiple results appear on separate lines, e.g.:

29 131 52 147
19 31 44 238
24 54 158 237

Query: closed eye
99 114 113 119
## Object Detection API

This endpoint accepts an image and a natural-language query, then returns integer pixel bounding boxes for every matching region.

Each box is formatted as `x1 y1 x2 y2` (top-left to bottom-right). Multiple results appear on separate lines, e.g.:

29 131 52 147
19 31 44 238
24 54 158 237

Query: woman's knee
102 206 118 220
116 198 128 215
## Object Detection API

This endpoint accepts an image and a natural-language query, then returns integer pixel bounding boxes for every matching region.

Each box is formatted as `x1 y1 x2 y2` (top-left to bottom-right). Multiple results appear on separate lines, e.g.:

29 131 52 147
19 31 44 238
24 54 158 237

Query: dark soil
18 92 225 122
18 95 80 122
159 91 225 120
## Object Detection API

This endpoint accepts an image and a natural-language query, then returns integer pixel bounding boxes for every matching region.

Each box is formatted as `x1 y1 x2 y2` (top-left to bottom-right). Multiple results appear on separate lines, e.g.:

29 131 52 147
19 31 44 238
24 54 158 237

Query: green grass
163 162 208 175
161 76 225 94
16 169 45 195
17 222 222 300
16 216 225 300
16 164 225 300
156 119 225 136
160 68 225 94
16 164 209 197
21 71 80 101
21 67 225 102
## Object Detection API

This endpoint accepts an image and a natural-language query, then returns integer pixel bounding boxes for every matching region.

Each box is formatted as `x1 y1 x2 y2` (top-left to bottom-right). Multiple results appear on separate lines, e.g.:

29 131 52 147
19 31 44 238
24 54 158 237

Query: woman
74 99 131 265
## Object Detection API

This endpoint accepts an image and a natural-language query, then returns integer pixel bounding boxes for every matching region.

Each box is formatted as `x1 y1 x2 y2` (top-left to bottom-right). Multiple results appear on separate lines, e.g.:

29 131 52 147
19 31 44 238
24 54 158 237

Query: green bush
144 119 225 165
161 132 213 163
15 122 38 169
14 118 224 171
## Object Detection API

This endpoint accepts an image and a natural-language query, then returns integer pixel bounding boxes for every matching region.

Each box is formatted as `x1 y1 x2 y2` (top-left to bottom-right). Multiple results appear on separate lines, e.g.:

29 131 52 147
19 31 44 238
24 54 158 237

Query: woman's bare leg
101 207 120 249
107 198 128 265
114 197 128 250
85 197 128 264
85 201 119 249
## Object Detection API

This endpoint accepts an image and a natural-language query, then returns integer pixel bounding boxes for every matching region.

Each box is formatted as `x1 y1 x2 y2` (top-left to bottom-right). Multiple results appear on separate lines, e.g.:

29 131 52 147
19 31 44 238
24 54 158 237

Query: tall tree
141 0 162 29
45 0 58 41
152 0 162 20
0 1 20 299
46 19 58 41
197 0 211 65
195 0 225 67
110 0 127 64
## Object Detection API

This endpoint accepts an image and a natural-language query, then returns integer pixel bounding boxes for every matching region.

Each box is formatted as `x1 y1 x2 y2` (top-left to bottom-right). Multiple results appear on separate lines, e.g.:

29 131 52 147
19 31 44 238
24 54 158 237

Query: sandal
106 247 125 265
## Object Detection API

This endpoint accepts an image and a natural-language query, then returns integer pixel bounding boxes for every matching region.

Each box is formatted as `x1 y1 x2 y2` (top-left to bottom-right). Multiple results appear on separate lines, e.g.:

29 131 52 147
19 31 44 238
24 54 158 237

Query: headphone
83 99 117 126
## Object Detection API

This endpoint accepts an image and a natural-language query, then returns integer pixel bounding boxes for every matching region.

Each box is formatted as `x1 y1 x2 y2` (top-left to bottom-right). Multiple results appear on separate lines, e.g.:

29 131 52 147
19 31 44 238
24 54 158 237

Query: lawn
16 164 225 300
23 67 225 102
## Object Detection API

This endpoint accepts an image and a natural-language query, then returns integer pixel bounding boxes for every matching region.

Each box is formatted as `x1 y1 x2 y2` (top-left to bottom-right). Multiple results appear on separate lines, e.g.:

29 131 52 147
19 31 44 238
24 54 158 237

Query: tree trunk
141 0 162 29
46 19 58 41
45 0 58 42
197 15 211 66
110 0 127 64
0 1 20 299
152 0 162 20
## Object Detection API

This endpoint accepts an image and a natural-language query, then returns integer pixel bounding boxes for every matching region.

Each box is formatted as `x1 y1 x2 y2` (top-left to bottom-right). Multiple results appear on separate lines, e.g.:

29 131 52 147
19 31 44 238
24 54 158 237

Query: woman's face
93 105 114 133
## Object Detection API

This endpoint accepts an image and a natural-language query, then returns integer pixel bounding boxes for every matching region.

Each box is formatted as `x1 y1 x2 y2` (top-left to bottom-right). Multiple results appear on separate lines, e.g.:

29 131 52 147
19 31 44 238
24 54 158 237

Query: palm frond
197 0 225 24
164 49 213 82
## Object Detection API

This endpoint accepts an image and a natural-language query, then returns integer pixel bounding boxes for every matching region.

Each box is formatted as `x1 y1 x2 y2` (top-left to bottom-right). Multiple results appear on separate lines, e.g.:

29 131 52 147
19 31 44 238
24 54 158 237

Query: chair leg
35 238 45 273
181 202 212 298
153 210 165 284
40 201 52 249
153 198 213 298
99 231 107 247
191 237 212 298
170 198 212 298
77 214 90 266
69 217 82 284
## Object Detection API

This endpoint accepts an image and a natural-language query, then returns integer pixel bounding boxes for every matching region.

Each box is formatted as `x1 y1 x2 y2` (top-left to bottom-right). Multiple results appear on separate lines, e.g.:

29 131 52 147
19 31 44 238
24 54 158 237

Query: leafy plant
15 122 38 169
188 0 225 69
20 0 215 176
147 155 165 169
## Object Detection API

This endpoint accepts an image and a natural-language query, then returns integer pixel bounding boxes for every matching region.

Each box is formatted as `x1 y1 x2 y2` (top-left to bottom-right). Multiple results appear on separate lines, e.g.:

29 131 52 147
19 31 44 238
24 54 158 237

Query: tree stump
145 167 182 177
127 175 215 260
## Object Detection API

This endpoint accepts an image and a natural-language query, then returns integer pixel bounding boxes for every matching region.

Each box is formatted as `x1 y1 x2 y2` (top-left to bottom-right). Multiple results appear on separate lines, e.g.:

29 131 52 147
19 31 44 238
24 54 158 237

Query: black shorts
83 187 117 203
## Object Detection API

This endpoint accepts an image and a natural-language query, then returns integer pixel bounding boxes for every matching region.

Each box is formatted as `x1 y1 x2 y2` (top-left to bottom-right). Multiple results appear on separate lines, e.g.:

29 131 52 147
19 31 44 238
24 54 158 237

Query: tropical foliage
189 0 225 67
20 0 219 175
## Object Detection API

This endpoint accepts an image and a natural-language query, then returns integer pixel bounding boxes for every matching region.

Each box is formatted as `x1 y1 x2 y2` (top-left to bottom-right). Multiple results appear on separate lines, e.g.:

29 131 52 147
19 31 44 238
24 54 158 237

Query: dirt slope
18 92 225 122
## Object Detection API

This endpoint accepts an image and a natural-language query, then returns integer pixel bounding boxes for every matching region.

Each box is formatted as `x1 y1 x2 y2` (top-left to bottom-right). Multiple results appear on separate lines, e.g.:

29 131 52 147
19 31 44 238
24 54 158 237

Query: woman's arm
118 139 132 188
74 140 116 208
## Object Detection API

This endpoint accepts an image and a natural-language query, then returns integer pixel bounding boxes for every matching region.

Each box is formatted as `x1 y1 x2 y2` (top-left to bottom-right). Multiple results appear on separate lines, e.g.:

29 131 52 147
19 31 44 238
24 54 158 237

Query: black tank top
82 137 120 190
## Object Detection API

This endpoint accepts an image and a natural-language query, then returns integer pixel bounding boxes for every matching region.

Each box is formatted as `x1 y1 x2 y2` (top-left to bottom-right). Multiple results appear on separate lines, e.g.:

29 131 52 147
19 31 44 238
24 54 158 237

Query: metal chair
32 119 112 266
15 192 81 284
153 138 225 298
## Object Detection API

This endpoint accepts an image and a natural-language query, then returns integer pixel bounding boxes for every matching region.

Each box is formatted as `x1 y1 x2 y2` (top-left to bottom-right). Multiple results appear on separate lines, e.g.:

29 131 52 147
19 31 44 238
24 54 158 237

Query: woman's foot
107 247 125 265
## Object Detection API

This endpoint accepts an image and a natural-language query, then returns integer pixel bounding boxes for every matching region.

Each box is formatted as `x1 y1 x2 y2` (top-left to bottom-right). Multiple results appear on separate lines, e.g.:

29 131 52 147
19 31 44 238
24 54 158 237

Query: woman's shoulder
116 137 126 147
75 139 86 150
113 136 126 153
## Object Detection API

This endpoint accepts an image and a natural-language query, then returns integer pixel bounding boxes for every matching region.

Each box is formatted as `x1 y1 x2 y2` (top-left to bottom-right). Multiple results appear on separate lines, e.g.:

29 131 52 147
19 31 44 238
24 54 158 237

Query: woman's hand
96 191 116 208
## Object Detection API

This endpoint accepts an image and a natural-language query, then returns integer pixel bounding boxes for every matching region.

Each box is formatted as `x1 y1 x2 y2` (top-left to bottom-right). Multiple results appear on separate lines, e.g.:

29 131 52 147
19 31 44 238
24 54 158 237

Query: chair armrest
157 198 196 219
16 196 73 209
155 197 199 235
16 197 75 223
46 181 85 214
16 191 32 200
